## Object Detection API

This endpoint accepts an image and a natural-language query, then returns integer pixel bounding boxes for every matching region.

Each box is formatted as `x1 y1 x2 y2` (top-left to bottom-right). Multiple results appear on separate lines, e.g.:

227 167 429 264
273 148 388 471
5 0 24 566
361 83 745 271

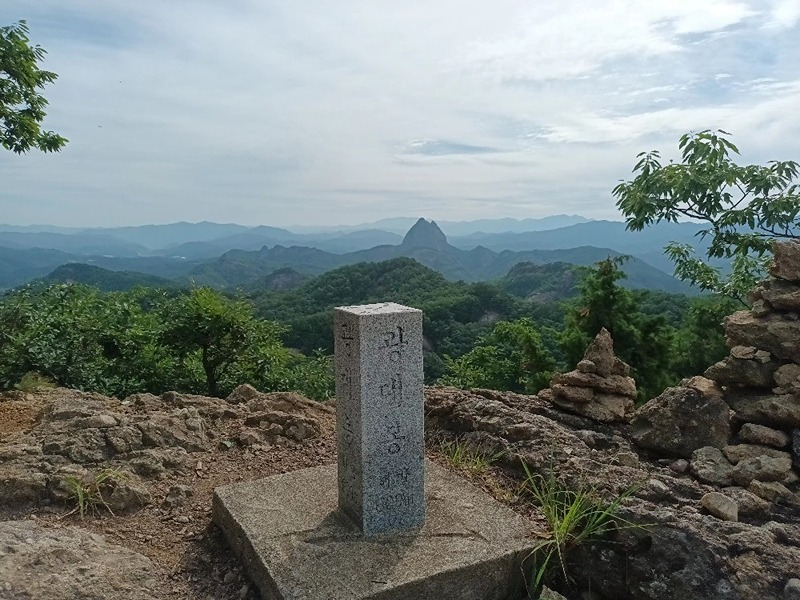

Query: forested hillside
0 256 734 405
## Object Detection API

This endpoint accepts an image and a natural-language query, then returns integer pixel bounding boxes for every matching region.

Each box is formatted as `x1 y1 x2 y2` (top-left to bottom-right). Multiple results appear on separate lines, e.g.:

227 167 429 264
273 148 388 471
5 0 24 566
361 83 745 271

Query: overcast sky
2 1 799 227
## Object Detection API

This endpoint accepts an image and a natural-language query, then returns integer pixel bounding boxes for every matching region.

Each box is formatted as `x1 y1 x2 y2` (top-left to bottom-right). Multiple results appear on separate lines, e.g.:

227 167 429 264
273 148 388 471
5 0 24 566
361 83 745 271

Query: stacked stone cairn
698 240 800 506
539 328 637 423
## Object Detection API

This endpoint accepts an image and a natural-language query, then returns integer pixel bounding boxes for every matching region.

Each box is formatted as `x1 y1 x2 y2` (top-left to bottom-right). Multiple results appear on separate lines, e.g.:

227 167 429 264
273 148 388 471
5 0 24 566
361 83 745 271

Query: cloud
0 0 797 227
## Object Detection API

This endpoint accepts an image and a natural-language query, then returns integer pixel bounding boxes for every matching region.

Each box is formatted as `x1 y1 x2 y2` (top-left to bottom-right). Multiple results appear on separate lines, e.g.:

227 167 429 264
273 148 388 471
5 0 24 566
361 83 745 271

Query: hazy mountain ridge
1 217 699 293
186 219 693 293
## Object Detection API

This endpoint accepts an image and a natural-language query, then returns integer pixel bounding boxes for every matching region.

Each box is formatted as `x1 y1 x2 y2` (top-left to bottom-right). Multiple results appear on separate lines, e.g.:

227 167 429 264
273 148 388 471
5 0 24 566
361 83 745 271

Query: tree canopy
613 130 799 302
1 20 67 154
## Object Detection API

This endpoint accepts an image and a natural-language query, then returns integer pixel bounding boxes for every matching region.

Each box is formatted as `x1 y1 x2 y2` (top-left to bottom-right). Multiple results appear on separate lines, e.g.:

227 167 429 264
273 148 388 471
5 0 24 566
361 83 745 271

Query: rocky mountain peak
401 218 449 250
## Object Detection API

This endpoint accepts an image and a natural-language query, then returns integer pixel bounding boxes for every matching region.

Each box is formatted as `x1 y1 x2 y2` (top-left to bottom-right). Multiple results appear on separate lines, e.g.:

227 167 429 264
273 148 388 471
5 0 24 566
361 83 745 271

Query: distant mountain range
0 219 691 293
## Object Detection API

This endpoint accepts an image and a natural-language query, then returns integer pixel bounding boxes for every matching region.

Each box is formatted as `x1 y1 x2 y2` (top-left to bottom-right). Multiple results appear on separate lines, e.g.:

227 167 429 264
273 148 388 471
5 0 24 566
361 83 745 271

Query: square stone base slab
212 460 536 600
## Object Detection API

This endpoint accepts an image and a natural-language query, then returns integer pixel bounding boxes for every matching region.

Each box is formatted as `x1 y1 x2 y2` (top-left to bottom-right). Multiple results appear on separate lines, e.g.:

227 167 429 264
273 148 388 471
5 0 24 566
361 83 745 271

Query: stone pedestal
334 303 424 535
212 461 535 600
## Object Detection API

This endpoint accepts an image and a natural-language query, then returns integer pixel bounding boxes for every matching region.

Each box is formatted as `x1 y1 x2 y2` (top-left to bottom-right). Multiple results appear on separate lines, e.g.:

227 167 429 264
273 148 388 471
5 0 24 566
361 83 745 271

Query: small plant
520 462 638 598
439 438 502 474
14 371 56 392
62 468 126 519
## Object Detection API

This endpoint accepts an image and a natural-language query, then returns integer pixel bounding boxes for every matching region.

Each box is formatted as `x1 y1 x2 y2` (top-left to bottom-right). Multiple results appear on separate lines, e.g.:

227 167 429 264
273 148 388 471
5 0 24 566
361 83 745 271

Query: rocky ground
0 385 337 600
2 380 799 599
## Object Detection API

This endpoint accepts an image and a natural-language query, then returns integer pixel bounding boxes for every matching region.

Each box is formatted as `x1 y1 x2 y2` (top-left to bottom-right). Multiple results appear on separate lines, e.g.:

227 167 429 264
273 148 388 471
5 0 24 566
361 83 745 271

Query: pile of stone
697 240 800 503
539 328 637 423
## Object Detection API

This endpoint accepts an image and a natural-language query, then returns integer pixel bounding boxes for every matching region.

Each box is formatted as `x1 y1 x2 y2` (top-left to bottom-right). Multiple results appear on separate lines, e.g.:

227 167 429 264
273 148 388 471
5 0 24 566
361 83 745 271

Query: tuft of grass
520 462 639 598
14 371 56 392
62 468 126 519
439 438 503 474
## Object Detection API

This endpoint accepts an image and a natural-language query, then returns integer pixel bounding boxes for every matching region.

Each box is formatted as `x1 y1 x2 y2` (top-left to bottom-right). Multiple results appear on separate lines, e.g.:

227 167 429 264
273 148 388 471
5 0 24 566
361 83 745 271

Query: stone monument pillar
334 302 425 536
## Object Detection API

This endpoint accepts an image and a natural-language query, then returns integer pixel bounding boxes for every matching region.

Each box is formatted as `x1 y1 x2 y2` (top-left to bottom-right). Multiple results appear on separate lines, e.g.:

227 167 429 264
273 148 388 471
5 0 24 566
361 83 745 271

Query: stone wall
699 240 800 502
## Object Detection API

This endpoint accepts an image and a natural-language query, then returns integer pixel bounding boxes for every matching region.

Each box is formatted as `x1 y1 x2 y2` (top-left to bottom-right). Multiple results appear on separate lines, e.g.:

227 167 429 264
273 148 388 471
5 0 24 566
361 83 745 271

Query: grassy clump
520 462 638 598
62 468 126 519
439 438 503 474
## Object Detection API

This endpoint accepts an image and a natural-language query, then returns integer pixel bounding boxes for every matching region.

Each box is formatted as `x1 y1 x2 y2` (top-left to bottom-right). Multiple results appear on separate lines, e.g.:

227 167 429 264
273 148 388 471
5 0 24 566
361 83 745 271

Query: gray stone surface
786 578 800 600
739 423 790 448
334 302 425 536
212 461 535 600
632 384 731 458
700 492 738 522
770 240 800 282
0 520 158 600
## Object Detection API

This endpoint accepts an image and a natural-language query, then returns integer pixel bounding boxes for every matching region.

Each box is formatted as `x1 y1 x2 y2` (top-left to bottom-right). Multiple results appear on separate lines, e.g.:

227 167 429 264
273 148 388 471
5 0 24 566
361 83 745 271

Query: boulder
747 480 794 503
723 444 793 464
726 391 800 428
704 355 779 389
792 430 800 471
631 382 730 458
738 423 790 448
0 520 158 600
731 455 793 486
725 311 800 362
690 446 734 486
770 240 800 282
786 578 800 600
775 363 800 391
759 279 800 311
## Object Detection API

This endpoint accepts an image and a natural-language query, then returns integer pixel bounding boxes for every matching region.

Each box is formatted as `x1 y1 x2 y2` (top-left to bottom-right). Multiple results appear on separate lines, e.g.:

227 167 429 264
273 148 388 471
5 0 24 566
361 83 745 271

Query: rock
786 578 800 600
770 240 800 282
424 385 800 600
611 356 631 377
725 311 800 362
105 477 151 513
552 371 637 398
701 492 738 521
226 383 260 404
690 446 734 486
0 520 158 600
540 587 570 600
751 299 772 317
705 355 779 389
793 430 800 470
748 480 794 503
720 486 770 516
543 330 637 423
723 444 793 464
670 459 690 474
685 376 724 401
631 385 731 458
739 423 790 448
583 328 616 376
775 363 800 389
162 484 193 509
731 345 759 360
731 455 793 486
106 426 144 454
547 389 633 423
0 470 47 505
137 409 209 452
760 279 800 311
551 383 594 404
727 391 800 428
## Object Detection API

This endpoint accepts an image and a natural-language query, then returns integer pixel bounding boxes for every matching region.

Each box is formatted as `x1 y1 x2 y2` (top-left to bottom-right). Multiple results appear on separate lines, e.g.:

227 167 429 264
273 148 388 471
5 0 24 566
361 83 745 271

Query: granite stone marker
334 302 424 536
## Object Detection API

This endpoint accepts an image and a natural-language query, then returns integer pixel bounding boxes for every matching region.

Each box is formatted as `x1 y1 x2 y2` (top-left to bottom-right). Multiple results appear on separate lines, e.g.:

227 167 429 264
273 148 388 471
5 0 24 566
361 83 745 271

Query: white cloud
766 0 800 28
0 0 797 226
